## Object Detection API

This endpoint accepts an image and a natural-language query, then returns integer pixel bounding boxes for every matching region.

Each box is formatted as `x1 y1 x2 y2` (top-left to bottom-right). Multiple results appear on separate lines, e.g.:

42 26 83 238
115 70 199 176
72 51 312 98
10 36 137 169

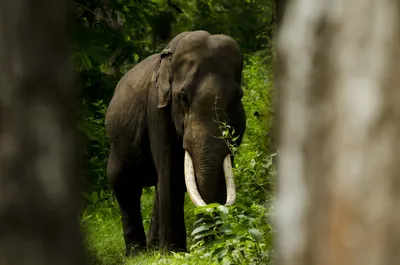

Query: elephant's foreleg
147 92 187 252
147 186 160 249
148 142 187 252
157 161 187 252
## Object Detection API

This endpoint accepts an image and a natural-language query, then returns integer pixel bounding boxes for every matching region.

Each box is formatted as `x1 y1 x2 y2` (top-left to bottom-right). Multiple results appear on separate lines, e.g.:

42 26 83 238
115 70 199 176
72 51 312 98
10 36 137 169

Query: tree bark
275 1 400 265
0 1 85 264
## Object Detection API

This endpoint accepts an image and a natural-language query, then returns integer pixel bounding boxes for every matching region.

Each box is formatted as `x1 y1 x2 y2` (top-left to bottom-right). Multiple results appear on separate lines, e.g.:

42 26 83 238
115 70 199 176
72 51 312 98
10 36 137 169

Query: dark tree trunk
0 1 85 264
275 0 287 31
272 0 288 156
275 0 400 265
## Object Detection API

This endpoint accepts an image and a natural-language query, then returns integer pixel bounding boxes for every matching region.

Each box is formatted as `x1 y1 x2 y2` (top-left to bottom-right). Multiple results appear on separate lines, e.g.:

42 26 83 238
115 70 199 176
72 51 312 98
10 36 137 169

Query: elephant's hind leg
107 149 146 257
115 184 146 257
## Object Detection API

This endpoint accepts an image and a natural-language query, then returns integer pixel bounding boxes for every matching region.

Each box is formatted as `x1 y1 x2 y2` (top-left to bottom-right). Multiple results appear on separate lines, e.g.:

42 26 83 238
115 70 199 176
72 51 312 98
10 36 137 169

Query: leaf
222 234 236 240
80 213 93 224
219 224 233 234
193 229 215 240
233 223 248 234
218 205 229 214
199 238 222 251
191 224 214 236
212 247 228 259
221 259 231 265
90 192 98 204
194 216 213 225
215 220 224 225
249 228 263 242
206 203 221 208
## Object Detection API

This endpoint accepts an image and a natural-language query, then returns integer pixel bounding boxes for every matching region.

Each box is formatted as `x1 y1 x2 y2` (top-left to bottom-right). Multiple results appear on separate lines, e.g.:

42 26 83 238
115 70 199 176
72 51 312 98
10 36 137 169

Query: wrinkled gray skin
105 30 246 256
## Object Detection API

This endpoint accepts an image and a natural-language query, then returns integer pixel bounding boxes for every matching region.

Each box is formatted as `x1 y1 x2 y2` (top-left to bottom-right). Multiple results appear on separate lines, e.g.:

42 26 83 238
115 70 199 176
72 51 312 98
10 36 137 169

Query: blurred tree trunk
0 1 85 265
275 1 400 265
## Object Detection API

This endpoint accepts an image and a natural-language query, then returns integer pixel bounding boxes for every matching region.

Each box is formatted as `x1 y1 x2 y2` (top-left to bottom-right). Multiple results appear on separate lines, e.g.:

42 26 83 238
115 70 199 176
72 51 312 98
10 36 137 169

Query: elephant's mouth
183 151 236 207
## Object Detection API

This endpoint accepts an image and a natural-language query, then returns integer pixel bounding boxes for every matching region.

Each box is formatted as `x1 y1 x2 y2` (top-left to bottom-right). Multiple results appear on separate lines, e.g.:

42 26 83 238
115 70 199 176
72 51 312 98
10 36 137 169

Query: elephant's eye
179 91 189 108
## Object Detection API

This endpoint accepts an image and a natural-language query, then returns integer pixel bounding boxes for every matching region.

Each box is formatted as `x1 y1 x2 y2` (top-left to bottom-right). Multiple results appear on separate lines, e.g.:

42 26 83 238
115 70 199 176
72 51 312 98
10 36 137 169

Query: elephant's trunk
184 151 236 207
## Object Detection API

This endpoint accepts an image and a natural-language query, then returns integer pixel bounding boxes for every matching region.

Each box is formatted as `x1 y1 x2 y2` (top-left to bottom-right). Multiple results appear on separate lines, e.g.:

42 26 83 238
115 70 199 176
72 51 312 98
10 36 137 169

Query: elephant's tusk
184 151 237 207
184 151 207 207
223 155 236 206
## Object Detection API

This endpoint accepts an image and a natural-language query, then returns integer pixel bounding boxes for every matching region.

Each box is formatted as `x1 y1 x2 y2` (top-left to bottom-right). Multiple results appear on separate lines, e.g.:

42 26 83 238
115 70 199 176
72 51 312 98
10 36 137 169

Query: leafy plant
186 203 272 265
211 94 241 156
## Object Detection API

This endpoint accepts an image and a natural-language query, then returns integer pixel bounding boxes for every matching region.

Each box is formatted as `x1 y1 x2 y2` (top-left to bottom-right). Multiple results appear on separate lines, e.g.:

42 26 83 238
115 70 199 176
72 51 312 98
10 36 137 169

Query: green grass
82 190 274 265
82 190 209 265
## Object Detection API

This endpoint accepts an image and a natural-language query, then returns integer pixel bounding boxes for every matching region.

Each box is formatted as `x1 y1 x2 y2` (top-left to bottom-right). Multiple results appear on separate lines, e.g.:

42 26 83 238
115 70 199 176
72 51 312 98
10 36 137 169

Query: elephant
104 30 247 256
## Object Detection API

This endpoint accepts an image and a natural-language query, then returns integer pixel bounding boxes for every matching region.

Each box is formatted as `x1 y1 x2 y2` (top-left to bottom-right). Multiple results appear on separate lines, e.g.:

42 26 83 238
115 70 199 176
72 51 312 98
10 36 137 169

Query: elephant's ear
155 48 173 108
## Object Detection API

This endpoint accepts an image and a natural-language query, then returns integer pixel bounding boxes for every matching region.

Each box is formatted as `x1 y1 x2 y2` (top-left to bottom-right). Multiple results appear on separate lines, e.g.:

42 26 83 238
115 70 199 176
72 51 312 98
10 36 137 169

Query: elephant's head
154 30 246 207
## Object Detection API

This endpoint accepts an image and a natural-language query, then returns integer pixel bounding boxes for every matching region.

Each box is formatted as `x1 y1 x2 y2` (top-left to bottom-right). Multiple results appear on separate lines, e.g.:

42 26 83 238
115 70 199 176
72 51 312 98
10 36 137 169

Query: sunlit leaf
249 228 263 242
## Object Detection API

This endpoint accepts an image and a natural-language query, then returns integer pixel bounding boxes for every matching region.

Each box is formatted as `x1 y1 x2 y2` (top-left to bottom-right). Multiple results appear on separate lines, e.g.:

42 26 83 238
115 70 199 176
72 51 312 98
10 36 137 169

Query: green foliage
232 53 276 207
217 121 240 155
170 0 275 52
81 190 125 265
78 100 110 192
187 204 272 265
72 0 157 70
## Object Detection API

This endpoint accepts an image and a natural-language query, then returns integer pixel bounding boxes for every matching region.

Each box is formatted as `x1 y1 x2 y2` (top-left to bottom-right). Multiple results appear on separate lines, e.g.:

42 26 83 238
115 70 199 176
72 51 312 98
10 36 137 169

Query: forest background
74 0 276 264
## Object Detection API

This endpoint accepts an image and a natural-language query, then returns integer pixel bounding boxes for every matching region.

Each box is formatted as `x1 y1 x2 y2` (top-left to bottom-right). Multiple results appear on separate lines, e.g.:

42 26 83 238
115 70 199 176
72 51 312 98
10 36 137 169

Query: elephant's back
105 53 159 143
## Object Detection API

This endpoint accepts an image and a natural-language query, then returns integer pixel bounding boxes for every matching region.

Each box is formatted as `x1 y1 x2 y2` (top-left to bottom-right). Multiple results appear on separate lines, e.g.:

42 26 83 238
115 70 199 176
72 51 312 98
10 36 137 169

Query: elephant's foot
159 238 187 253
125 242 146 258
147 221 159 251
146 238 159 251
166 245 188 253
